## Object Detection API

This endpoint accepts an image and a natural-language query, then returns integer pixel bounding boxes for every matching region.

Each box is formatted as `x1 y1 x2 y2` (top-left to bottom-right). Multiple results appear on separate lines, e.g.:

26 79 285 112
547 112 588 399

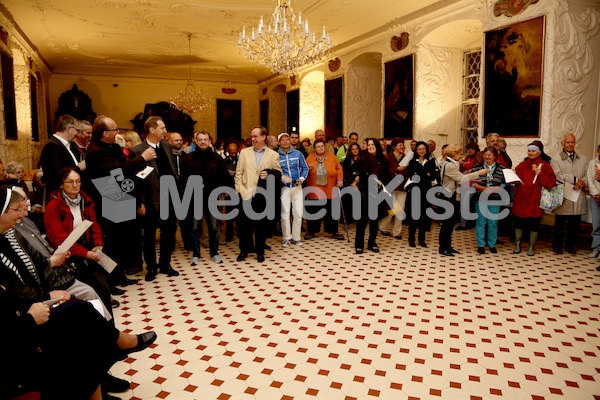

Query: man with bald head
307 129 335 155
550 133 588 255
86 115 156 285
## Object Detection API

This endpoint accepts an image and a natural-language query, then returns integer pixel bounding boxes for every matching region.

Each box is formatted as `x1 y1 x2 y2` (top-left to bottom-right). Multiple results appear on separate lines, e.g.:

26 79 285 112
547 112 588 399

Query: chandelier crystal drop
237 0 333 75
170 33 211 114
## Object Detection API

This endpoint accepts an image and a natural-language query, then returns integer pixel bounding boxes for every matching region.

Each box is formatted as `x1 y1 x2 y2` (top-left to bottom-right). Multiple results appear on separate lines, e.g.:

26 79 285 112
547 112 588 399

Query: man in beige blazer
235 126 282 263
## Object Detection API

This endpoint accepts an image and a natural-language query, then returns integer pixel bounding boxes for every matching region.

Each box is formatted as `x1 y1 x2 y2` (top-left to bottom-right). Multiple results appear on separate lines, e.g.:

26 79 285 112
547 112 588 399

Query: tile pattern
110 224 600 399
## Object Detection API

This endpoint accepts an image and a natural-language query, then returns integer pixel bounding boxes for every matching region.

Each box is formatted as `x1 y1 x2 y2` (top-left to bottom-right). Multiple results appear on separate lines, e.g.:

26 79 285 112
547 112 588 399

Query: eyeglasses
63 180 81 185
105 128 120 132
70 126 81 133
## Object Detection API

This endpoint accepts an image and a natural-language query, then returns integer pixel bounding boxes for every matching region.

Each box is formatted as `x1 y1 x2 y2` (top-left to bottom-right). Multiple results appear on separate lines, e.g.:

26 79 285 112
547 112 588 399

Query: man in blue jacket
278 132 309 247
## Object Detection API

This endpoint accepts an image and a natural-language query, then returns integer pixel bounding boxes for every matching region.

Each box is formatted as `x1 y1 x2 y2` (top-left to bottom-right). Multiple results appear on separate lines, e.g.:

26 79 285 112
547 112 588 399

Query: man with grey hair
551 133 588 254
476 133 512 168
40 114 86 200
70 120 92 163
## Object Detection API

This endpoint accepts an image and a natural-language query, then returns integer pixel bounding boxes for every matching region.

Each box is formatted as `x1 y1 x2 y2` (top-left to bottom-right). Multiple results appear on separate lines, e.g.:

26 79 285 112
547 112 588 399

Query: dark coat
130 140 180 212
39 136 77 194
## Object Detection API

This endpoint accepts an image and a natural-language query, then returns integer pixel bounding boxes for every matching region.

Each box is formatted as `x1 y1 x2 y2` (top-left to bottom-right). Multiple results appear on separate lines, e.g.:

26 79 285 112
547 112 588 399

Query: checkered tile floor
109 223 600 399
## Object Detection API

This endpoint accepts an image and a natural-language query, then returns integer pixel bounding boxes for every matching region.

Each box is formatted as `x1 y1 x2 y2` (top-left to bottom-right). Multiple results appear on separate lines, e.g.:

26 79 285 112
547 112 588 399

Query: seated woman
10 186 113 320
44 167 127 299
0 188 157 400
4 160 30 199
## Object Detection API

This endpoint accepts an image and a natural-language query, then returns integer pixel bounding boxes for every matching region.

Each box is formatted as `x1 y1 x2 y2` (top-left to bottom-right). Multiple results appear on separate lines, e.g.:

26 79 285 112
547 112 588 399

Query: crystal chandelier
237 0 333 75
170 33 211 114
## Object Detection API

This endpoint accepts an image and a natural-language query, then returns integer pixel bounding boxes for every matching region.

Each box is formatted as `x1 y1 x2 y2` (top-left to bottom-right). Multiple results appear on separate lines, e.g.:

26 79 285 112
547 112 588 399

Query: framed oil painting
325 77 343 139
484 15 545 137
384 54 414 139
216 99 242 141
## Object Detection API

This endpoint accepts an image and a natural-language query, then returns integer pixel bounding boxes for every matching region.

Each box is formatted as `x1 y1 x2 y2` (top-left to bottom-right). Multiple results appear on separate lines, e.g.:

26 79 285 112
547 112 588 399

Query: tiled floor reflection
110 224 600 399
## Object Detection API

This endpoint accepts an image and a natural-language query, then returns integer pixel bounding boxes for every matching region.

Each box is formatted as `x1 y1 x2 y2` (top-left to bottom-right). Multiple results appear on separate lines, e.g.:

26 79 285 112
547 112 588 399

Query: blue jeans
590 197 600 251
475 202 500 248
191 211 219 258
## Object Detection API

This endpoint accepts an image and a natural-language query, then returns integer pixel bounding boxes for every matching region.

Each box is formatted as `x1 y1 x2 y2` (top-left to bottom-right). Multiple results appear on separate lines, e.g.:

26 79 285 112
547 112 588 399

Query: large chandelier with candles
170 33 211 114
237 0 333 76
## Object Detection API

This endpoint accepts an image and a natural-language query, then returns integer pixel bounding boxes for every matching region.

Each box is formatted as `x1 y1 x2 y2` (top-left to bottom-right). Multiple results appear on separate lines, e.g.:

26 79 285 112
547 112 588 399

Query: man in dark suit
130 116 181 281
86 115 155 288
40 114 86 202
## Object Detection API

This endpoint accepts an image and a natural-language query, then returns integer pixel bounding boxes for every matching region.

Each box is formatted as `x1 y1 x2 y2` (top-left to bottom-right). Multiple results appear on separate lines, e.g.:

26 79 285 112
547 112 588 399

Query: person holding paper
44 167 122 304
550 134 588 255
471 146 506 254
512 141 556 256
0 187 158 399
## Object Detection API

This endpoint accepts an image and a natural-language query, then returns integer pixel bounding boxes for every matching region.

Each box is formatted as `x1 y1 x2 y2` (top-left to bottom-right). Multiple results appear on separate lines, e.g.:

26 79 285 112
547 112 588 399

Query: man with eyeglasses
40 114 87 202
86 115 156 288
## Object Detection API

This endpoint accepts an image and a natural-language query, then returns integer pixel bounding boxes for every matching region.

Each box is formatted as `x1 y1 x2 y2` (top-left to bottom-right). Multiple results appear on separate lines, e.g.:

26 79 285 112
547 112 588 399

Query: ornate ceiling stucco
0 0 446 83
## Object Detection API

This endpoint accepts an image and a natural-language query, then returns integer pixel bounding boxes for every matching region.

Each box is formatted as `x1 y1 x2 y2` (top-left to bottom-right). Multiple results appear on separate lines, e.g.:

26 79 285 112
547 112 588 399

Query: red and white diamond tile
110 225 600 399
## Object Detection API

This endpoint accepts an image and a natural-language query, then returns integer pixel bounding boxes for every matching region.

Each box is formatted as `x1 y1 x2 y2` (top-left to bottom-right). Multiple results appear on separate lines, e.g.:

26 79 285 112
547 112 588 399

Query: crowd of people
2 115 600 398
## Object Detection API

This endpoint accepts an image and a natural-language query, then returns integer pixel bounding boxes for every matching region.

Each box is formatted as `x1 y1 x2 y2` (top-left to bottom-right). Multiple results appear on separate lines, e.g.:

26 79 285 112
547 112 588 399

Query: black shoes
125 331 157 355
119 277 139 286
145 269 157 282
102 373 130 393
331 233 345 240
439 249 454 256
110 286 125 296
367 245 380 253
356 248 363 254
379 230 391 237
236 252 248 262
160 265 180 277
419 243 428 248
304 233 315 240
478 247 485 254
111 299 120 308
394 235 402 240
257 253 265 263
409 243 416 248
449 248 460 254
489 247 498 253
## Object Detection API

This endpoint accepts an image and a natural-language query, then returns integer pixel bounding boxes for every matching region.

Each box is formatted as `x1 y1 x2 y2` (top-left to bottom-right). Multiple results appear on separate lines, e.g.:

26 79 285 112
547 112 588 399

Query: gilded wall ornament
328 57 341 72
390 32 409 52
494 0 540 17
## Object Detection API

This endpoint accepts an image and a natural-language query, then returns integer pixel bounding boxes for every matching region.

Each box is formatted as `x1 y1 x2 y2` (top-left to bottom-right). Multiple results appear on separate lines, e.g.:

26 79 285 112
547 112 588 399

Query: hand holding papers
136 166 154 179
502 169 523 184
55 220 93 254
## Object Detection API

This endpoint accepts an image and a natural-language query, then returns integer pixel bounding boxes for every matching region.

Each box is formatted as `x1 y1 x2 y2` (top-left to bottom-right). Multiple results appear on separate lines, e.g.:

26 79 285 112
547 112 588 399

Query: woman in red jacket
512 141 556 256
44 167 124 301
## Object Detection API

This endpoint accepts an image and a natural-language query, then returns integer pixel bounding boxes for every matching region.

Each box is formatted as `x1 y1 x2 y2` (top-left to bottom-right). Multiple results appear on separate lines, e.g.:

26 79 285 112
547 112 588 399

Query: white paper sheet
55 220 93 254
502 169 523 184
96 250 117 273
563 182 581 203
136 166 154 179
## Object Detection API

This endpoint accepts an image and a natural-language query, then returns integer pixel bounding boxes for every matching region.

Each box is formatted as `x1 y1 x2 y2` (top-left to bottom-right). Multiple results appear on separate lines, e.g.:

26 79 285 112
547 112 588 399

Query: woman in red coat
44 167 123 304
512 141 556 256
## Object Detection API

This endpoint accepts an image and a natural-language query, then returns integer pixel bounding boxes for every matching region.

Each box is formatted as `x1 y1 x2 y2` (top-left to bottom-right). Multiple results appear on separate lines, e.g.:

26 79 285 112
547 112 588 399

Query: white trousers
379 190 407 237
281 186 304 241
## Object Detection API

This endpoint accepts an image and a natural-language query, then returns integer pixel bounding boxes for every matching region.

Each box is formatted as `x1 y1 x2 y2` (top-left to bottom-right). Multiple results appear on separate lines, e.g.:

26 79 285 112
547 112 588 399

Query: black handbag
47 261 77 290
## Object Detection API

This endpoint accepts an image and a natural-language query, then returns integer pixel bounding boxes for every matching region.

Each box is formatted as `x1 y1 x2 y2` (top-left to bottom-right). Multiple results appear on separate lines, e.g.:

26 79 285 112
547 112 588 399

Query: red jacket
512 158 556 219
44 190 103 258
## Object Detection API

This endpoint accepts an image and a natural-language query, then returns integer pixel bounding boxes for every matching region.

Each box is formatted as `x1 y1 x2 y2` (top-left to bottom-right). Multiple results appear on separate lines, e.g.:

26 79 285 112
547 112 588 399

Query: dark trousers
355 217 378 249
306 199 338 234
99 216 142 279
553 214 581 251
237 196 269 255
438 198 459 251
142 208 177 271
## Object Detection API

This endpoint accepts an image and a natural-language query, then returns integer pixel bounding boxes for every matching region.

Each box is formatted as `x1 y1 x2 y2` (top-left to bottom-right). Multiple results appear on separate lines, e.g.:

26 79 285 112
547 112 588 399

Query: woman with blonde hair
437 144 488 256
